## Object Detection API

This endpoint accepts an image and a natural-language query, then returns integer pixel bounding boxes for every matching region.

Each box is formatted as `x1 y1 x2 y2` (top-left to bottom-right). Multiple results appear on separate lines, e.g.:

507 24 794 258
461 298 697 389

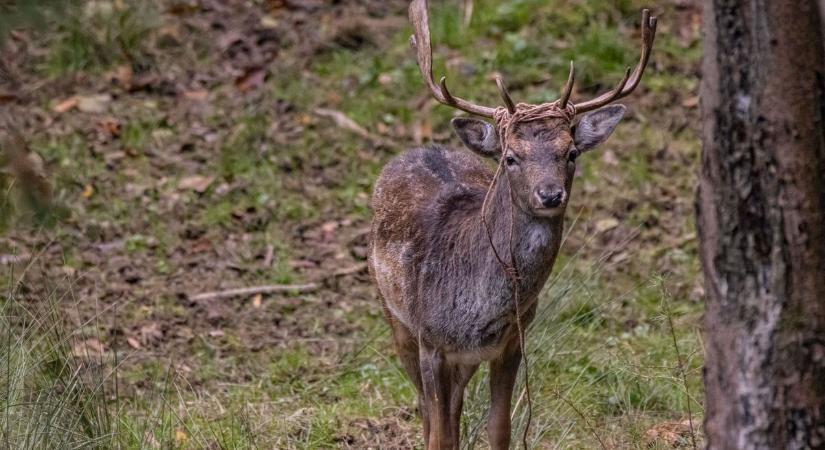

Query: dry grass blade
661 281 699 449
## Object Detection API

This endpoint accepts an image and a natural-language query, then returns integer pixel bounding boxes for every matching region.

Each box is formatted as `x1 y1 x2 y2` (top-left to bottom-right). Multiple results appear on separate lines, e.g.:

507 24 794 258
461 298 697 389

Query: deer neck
478 173 564 282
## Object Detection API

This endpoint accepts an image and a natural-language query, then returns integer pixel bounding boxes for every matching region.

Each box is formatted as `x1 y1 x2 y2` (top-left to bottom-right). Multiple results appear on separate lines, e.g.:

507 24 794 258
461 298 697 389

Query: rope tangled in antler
480 100 575 450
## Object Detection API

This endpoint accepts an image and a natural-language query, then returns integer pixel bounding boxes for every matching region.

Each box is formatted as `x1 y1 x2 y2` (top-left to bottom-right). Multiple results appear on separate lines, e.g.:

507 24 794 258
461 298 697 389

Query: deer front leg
488 339 522 450
420 343 457 450
387 319 431 447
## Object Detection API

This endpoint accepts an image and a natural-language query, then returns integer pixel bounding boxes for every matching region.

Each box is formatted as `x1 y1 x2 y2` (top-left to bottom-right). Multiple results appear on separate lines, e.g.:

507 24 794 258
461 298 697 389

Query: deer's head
410 0 657 217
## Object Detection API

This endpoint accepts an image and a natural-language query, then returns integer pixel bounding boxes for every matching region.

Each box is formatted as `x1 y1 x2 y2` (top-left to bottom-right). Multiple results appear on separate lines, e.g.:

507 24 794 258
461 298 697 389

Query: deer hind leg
448 363 479 447
488 339 522 450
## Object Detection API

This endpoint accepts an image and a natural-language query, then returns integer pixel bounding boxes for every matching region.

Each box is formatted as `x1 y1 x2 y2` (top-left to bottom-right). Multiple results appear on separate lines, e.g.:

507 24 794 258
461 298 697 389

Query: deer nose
536 188 565 208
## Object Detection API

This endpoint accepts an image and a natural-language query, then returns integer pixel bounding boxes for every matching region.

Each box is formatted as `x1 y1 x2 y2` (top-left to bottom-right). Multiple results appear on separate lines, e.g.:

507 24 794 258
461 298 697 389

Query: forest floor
1 0 703 448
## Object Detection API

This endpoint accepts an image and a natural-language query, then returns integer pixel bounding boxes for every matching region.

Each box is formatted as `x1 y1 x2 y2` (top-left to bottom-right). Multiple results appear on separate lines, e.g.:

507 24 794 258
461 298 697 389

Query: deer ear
452 117 500 159
573 104 626 152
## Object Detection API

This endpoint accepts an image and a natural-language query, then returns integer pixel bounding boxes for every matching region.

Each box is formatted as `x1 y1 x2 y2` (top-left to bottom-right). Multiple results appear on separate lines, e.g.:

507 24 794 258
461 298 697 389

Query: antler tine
409 0 497 118
495 75 516 114
558 61 575 108
573 9 658 114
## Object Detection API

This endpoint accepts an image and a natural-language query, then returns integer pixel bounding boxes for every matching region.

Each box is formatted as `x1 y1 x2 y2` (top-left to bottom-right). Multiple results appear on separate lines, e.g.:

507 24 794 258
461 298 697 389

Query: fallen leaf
0 91 18 104
644 418 697 447
321 220 339 242
98 118 122 136
178 175 214 193
109 64 133 88
681 95 699 108
182 89 209 101
139 322 163 345
53 96 79 113
260 15 278 28
129 73 159 92
595 217 619 233
378 72 393 85
298 113 313 126
175 429 188 444
72 338 106 359
252 293 262 308
77 94 112 113
81 184 94 199
126 336 142 349
209 329 225 338
235 66 267 92
189 238 213 254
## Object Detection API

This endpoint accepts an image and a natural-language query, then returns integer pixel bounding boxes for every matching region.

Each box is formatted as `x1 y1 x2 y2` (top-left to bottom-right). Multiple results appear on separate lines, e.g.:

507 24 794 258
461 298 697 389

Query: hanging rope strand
480 100 575 450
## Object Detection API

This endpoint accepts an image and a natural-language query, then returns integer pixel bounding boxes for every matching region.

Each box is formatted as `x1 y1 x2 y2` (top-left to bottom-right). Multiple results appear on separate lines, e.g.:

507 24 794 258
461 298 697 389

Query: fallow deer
369 1 657 448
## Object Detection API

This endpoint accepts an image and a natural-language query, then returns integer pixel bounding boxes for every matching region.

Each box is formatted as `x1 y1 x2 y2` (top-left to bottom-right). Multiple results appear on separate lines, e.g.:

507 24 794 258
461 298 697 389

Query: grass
43 0 159 76
2 0 703 448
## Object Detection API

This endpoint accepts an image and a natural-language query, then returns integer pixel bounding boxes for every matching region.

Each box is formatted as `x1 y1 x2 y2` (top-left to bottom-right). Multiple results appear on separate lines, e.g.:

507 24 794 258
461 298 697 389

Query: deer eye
505 156 517 166
568 148 580 162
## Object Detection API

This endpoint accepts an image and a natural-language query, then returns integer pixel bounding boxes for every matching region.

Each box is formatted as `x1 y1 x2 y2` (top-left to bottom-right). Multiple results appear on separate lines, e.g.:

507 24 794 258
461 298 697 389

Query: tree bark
698 1 825 449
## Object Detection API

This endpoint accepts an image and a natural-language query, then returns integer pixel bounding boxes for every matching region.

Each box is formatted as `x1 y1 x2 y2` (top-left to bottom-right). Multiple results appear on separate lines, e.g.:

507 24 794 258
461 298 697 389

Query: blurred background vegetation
1 0 702 448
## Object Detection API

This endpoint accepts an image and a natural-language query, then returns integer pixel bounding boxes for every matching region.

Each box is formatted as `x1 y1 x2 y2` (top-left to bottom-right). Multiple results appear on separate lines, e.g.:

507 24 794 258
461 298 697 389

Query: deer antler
570 9 658 114
410 0 656 119
409 0 499 118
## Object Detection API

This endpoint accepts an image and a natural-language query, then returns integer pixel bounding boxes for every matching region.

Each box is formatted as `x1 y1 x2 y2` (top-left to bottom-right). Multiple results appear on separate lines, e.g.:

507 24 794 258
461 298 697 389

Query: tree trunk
698 1 825 449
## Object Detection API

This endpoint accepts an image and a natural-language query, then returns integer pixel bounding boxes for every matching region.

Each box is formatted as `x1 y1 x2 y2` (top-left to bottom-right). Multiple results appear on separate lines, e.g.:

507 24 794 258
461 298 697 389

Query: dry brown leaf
126 336 142 349
235 67 267 92
81 184 94 199
77 94 112 113
53 96 79 113
140 322 163 345
260 15 278 28
643 418 697 447
98 117 122 137
109 64 133 88
681 96 699 108
0 91 19 104
175 429 188 444
182 89 209 101
178 175 214 193
595 217 619 233
252 293 263 308
72 338 106 359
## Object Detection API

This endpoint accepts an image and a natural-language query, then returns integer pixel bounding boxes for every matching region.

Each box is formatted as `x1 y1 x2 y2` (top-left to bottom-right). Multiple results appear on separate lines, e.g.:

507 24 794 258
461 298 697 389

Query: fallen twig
331 262 368 277
190 261 369 301
314 108 393 147
0 253 30 265
189 283 319 301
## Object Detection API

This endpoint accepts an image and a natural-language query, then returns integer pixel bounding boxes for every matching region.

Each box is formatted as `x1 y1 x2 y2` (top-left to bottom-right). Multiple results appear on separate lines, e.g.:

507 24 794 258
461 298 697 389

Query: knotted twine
479 100 576 450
